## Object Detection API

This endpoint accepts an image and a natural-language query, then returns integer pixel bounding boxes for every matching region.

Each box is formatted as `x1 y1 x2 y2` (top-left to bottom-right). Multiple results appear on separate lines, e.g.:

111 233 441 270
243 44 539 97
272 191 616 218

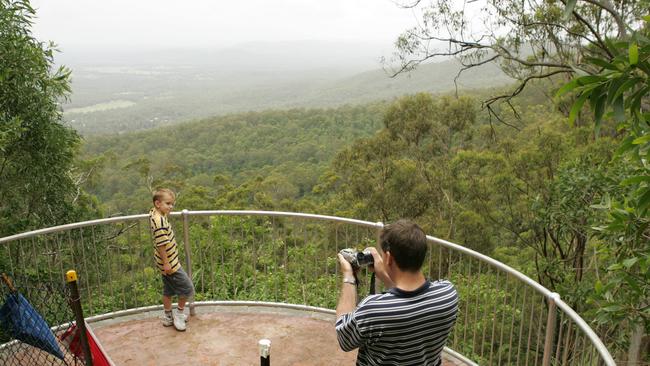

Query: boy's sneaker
161 311 173 327
172 309 186 331
177 309 188 323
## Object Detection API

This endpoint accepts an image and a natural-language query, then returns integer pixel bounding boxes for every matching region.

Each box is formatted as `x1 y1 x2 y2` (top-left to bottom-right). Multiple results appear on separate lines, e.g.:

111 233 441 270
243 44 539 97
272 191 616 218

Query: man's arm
336 253 357 318
335 253 364 352
335 254 357 318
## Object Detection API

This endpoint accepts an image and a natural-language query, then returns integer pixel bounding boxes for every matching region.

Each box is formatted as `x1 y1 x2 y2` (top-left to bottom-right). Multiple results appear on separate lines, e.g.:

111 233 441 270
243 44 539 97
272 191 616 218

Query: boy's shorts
161 268 195 297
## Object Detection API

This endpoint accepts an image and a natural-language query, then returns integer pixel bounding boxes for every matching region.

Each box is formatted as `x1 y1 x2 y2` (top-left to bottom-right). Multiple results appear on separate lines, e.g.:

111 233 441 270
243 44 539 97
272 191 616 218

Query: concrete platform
90 303 470 366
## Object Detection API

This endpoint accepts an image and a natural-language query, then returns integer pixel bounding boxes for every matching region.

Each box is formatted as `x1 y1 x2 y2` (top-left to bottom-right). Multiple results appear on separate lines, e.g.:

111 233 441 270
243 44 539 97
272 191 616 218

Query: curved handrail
0 210 616 365
0 210 381 244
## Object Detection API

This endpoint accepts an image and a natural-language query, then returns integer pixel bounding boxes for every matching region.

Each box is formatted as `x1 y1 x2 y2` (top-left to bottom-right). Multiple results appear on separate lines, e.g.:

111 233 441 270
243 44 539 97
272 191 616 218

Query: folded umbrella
0 291 65 360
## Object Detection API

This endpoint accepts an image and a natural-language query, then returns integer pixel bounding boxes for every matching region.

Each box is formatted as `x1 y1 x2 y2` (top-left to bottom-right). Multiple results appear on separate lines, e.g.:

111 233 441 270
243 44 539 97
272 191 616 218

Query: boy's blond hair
152 188 176 204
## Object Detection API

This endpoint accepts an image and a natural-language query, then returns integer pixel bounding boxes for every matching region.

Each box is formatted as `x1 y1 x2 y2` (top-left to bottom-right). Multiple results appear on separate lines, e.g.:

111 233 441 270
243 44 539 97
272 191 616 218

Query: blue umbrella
0 291 65 360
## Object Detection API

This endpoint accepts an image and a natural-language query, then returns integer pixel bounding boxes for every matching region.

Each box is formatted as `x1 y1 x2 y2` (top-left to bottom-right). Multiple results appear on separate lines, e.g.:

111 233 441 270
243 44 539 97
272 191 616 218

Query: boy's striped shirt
336 280 458 366
149 208 181 274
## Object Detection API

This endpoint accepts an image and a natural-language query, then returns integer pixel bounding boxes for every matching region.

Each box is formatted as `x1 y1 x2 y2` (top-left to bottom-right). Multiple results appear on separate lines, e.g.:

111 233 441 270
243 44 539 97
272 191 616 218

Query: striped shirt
336 280 458 366
149 208 181 274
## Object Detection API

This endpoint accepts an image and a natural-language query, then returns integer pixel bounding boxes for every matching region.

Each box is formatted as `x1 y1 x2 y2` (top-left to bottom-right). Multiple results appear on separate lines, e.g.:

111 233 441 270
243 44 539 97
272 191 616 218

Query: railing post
374 222 383 294
542 292 560 366
66 270 93 366
182 209 195 316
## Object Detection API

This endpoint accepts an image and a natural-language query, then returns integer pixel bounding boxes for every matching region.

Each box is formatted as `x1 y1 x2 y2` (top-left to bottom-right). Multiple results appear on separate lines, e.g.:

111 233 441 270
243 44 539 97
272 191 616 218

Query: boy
149 188 195 331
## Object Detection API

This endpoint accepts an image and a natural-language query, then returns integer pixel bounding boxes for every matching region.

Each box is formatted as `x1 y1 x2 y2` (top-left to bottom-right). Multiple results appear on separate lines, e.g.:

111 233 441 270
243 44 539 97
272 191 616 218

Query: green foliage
391 0 648 135
326 93 477 234
316 90 643 358
0 0 99 237
80 104 387 214
558 17 650 352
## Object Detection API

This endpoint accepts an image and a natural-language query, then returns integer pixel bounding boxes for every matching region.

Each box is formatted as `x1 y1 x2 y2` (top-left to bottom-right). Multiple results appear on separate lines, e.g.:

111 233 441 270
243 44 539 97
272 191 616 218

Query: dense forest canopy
79 104 387 213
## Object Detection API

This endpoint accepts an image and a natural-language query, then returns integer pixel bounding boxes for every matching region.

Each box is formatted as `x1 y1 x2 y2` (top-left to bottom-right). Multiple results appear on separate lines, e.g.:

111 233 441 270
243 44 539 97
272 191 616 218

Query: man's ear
384 251 393 266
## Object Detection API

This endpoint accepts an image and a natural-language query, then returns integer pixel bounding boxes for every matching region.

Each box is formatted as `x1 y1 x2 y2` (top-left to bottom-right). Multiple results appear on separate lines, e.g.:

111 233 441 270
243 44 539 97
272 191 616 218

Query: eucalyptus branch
0 155 8 179
483 69 574 111
395 0 423 9
102 223 137 242
515 20 601 50
482 204 535 248
454 54 500 96
415 35 490 49
560 0 614 58
579 0 627 37
486 104 522 130
505 100 521 120
547 226 568 259
389 42 488 77
495 45 575 69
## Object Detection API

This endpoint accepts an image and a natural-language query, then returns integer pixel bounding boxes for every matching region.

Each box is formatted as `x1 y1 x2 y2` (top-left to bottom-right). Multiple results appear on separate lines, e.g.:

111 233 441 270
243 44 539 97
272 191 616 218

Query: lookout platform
90 303 468 366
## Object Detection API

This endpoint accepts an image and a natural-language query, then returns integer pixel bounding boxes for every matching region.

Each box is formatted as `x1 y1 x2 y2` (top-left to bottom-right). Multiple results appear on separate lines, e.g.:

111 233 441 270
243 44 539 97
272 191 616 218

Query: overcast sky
31 0 420 49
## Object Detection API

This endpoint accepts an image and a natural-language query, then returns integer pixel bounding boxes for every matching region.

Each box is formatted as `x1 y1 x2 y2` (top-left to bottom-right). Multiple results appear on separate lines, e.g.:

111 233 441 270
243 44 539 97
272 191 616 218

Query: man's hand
366 247 385 273
366 247 394 288
337 253 355 278
162 262 172 275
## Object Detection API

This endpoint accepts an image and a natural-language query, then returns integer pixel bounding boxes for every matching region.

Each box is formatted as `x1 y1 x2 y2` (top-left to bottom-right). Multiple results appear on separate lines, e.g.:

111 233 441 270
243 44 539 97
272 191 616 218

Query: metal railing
0 210 616 365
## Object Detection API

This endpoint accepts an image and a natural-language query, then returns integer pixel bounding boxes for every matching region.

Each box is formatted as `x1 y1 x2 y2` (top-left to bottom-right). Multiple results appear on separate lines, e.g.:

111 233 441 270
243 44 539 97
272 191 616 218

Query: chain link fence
0 274 84 366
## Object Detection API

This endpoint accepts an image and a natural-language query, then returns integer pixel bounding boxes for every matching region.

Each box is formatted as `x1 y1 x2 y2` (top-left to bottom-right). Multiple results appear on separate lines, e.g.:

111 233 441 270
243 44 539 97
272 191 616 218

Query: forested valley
76 83 640 359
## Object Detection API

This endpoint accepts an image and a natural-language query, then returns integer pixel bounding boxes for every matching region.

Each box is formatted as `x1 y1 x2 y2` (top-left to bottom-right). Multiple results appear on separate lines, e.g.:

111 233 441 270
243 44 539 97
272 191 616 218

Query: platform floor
92 305 467 366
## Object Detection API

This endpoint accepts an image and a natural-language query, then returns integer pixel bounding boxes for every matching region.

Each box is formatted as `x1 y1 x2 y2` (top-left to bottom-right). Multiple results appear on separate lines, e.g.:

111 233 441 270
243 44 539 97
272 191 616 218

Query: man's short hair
152 188 176 204
380 220 427 272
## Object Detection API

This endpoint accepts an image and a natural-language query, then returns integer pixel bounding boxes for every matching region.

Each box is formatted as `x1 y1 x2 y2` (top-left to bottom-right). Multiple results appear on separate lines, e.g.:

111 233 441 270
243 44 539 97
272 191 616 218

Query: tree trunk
627 323 644 365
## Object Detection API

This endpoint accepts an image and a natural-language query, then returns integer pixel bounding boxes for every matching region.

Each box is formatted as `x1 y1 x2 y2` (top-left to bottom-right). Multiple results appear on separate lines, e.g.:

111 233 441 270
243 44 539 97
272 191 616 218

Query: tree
326 93 479 241
557 18 649 363
389 0 647 119
391 0 648 360
0 0 85 236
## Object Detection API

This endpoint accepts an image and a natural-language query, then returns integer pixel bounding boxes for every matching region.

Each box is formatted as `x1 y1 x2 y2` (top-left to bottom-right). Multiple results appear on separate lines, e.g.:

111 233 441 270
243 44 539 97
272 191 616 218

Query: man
335 220 458 366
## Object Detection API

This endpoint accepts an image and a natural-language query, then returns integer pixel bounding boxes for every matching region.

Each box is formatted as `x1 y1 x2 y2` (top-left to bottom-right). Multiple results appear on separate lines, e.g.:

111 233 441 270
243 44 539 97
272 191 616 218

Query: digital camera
339 248 374 268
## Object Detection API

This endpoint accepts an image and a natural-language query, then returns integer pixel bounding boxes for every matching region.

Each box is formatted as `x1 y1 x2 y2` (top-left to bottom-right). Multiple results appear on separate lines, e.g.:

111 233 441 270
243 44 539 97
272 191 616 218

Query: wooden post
66 270 93 366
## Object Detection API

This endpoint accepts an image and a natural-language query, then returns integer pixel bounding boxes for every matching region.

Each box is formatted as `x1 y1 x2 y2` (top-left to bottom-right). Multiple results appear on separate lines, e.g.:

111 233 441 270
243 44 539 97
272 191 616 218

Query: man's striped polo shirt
336 279 458 366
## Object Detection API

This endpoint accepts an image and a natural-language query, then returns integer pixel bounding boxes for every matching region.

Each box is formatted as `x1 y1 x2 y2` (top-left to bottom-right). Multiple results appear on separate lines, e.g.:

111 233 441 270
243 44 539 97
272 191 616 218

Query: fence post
259 339 271 366
66 270 93 366
181 209 195 316
374 222 383 294
542 292 559 366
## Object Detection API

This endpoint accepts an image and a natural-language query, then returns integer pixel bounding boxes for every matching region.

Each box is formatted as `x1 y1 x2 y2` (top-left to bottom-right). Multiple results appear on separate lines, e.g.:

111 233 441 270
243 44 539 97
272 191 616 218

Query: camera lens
356 252 374 266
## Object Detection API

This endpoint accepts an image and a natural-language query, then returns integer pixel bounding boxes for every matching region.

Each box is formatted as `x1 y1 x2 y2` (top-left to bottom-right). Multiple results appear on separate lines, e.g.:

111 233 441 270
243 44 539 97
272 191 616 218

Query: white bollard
259 339 271 366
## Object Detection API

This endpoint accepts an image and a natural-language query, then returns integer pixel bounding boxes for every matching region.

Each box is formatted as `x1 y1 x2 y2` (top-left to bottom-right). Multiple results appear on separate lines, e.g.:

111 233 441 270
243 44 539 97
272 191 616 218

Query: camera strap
369 272 376 295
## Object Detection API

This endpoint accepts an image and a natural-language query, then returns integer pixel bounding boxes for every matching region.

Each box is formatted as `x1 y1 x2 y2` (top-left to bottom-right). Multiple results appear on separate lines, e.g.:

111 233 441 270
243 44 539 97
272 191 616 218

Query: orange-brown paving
91 308 467 366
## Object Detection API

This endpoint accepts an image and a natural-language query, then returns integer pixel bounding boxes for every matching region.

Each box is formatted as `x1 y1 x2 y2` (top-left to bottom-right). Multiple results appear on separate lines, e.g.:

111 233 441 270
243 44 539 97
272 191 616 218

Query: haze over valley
60 42 512 135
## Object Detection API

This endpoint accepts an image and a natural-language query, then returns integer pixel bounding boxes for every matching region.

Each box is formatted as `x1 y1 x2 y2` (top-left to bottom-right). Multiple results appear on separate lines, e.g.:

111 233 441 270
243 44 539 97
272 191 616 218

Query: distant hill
62 43 513 135
293 60 511 106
